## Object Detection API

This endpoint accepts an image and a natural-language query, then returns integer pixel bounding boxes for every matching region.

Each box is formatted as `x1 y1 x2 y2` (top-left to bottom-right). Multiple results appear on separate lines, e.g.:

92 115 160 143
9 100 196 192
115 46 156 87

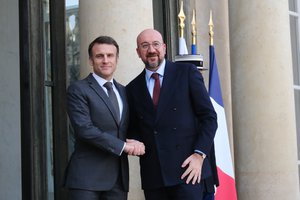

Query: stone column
79 1 153 199
229 1 300 199
79 0 153 85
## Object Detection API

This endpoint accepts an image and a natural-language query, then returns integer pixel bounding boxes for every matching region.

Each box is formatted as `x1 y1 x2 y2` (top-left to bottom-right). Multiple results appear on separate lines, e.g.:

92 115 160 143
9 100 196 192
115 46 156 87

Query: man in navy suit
126 29 218 200
64 36 145 200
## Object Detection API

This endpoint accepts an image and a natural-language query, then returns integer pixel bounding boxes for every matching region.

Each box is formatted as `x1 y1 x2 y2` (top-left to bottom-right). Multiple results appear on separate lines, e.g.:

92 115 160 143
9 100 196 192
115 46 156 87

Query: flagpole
208 10 214 46
177 0 188 55
191 9 197 55
208 10 238 200
178 0 185 38
174 2 204 70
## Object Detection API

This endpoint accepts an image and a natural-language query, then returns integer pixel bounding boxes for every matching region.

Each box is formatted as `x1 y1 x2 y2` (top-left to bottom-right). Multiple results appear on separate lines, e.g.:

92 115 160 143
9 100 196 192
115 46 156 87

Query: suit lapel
135 70 156 115
87 74 120 126
114 80 127 126
156 61 179 122
131 66 179 122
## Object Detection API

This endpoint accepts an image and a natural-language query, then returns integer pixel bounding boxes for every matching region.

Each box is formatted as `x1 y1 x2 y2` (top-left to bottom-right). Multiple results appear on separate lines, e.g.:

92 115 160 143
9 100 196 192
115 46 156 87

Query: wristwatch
195 151 206 159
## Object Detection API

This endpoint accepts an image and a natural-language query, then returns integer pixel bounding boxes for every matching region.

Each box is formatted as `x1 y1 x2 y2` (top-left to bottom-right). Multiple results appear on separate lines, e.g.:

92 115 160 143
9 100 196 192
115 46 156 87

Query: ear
136 48 142 58
88 57 93 66
163 43 167 54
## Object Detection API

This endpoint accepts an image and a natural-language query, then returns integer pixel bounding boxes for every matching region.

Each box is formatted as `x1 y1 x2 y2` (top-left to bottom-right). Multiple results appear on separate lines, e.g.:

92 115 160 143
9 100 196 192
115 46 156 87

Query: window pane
43 0 54 199
45 86 54 200
66 0 79 157
66 1 80 85
299 164 300 191
43 0 52 82
290 16 300 85
295 90 300 160
289 0 297 12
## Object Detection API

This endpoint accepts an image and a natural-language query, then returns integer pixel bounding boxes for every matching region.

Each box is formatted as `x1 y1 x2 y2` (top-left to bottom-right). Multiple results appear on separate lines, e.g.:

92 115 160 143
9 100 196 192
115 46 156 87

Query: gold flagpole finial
208 10 214 46
191 9 196 45
178 1 186 38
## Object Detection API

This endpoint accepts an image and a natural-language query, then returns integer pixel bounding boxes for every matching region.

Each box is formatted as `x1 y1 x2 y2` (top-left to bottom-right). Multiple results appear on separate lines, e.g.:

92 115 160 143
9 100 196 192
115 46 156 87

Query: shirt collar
92 73 114 87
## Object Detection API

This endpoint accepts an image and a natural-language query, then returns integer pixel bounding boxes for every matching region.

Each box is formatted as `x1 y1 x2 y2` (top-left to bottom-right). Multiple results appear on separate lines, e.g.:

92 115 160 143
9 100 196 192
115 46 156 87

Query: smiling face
89 43 118 80
136 29 166 71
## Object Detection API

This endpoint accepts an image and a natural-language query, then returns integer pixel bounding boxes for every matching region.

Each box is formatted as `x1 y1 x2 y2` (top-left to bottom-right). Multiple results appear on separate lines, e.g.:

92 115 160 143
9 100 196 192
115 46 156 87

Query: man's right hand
124 139 145 156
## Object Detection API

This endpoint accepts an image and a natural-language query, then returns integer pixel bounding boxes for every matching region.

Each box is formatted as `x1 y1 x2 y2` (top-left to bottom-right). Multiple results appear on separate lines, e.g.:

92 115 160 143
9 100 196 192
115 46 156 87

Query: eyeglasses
139 41 162 50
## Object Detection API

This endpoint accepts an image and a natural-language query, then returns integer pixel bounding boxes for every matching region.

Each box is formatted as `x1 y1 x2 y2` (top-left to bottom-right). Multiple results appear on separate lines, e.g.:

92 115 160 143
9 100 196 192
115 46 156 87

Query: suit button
173 127 177 130
154 131 158 134
173 108 177 111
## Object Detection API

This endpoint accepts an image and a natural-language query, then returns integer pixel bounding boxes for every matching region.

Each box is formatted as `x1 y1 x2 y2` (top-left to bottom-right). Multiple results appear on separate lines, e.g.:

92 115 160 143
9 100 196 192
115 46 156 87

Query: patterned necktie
103 82 120 121
151 73 160 107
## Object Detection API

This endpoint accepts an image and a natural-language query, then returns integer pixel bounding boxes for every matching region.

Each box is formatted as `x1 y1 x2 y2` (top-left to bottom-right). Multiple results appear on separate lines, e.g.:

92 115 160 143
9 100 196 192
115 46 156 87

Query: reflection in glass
290 16 300 85
66 1 80 85
289 0 298 12
295 90 300 160
45 86 54 200
43 0 54 199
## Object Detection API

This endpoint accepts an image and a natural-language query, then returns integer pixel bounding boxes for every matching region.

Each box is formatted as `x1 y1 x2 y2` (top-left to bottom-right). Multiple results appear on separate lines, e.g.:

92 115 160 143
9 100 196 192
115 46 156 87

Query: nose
102 55 108 62
147 44 156 52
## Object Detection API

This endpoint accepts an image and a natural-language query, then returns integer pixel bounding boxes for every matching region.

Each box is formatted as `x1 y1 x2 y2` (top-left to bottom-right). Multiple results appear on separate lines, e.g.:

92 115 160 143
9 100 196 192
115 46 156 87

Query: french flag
209 45 238 200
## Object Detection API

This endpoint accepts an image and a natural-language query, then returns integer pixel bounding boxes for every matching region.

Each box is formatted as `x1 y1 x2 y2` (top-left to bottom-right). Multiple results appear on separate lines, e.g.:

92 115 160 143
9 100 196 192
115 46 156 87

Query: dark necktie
151 73 160 107
103 82 120 121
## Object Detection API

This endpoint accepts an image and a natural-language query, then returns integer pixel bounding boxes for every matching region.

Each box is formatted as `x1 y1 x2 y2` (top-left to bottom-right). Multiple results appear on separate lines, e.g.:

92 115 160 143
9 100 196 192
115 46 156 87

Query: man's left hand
181 153 204 184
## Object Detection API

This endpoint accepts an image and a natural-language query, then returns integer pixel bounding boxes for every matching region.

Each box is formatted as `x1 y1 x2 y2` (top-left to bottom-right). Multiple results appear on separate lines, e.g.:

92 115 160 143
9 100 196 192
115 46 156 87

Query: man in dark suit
64 36 145 200
126 29 218 200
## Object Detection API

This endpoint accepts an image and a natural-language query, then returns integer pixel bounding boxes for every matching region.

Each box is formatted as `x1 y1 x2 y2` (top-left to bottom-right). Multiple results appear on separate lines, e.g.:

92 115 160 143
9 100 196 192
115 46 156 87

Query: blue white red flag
209 45 238 200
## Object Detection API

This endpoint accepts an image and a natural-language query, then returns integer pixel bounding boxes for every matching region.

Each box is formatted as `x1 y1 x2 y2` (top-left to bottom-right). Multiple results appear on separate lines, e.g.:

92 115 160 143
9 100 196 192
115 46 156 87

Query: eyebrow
141 41 160 44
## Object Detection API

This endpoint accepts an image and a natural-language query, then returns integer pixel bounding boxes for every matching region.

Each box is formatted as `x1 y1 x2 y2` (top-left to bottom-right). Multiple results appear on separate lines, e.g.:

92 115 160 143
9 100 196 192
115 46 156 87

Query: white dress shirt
145 59 166 98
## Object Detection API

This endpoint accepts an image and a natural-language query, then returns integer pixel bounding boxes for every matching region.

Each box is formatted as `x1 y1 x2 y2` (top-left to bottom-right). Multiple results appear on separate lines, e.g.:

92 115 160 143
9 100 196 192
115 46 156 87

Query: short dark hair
88 36 119 58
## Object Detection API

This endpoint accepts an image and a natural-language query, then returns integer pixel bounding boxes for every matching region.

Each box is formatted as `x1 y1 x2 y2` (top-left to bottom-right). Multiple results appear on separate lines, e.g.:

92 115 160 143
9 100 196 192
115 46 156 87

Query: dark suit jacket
64 73 129 191
204 143 219 193
126 60 217 190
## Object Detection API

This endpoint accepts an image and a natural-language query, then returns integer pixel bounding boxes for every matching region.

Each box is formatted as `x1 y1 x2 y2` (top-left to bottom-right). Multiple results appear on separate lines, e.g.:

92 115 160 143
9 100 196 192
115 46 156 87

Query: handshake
124 139 145 156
